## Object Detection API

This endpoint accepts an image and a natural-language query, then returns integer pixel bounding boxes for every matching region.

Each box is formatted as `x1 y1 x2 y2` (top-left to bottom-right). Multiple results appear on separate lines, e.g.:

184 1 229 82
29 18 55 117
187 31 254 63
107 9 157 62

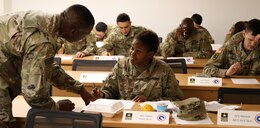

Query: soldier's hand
75 52 85 58
57 99 75 111
226 62 241 77
254 34 260 43
132 95 146 102
91 87 104 98
79 86 97 105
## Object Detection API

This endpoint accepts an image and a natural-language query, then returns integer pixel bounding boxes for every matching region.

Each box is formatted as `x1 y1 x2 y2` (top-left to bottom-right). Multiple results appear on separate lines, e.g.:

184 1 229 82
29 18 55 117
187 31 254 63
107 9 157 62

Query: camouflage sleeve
100 63 120 99
81 36 98 56
183 34 213 58
162 67 184 101
160 30 177 57
97 33 115 53
21 34 82 110
202 47 228 77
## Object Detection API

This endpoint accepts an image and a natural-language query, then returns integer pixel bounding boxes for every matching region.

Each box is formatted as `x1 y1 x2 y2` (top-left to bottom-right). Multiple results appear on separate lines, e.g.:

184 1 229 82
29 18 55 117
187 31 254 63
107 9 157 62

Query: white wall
5 0 260 44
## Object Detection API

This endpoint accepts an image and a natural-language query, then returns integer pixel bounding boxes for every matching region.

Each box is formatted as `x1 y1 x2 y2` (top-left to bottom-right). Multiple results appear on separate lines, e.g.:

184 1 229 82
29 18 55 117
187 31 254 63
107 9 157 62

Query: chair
218 88 260 104
72 59 117 71
25 108 102 128
162 59 187 74
54 57 62 67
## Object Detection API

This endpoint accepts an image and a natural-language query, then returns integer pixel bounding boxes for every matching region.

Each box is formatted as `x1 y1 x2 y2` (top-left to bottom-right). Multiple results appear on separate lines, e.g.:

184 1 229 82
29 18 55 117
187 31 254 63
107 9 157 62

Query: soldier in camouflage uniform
191 13 214 44
224 21 247 43
160 18 213 58
98 13 147 56
0 4 96 125
75 22 116 58
92 30 184 101
203 19 260 77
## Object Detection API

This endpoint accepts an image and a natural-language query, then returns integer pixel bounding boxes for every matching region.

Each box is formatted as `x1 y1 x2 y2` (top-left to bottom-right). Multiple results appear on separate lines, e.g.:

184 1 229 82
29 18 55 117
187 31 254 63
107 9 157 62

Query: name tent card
218 109 260 127
93 56 124 61
188 76 222 86
122 110 170 124
166 57 194 64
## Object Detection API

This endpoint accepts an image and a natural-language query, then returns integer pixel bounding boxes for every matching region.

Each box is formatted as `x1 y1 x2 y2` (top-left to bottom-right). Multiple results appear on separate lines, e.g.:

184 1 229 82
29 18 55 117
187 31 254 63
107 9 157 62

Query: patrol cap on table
174 97 207 121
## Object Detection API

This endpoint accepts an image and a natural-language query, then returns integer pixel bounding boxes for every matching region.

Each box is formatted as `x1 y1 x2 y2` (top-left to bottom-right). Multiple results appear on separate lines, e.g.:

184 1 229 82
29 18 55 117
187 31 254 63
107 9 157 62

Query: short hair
135 30 159 53
232 21 247 35
116 13 130 23
191 13 203 25
95 22 108 32
182 18 194 27
245 18 260 36
66 4 95 27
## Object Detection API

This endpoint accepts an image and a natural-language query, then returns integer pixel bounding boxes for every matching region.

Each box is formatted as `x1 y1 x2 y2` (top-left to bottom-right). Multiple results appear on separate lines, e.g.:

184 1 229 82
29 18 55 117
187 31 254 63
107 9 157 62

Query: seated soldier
203 19 260 77
160 18 213 59
92 30 184 102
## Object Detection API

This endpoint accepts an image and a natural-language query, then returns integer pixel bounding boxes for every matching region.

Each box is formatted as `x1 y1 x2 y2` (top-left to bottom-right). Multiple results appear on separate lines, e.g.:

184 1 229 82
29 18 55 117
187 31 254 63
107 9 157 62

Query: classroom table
52 71 260 102
13 96 260 128
55 54 208 73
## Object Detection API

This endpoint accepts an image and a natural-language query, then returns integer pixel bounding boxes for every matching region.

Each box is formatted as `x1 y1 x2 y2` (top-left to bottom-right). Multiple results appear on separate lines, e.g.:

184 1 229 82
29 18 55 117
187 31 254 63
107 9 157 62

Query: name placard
166 57 194 64
122 110 170 124
93 56 124 61
188 76 222 86
217 109 260 127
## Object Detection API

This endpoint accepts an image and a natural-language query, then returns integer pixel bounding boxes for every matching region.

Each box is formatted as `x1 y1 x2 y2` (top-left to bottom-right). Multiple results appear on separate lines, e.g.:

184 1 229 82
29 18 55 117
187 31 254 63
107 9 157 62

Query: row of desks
56 54 208 74
13 95 260 128
52 71 260 102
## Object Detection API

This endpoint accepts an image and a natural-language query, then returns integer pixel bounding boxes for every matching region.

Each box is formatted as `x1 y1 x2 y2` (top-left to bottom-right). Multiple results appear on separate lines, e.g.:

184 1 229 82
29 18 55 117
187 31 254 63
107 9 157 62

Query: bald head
59 4 95 42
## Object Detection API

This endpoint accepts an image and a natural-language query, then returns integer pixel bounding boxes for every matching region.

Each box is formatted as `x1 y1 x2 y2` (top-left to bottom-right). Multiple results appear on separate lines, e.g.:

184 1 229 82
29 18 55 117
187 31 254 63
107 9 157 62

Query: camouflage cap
174 97 207 121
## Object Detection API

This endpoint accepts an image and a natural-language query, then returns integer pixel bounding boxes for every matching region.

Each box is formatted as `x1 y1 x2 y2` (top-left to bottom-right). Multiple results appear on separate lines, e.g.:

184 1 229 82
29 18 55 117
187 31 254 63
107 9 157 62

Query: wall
4 0 260 44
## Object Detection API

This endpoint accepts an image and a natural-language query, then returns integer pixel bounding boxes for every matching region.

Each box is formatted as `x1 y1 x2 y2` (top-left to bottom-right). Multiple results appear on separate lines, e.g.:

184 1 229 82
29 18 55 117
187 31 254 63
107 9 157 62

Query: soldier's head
116 13 131 36
191 13 202 28
242 18 260 51
232 21 247 36
59 4 95 42
180 18 194 39
95 22 108 39
130 30 159 68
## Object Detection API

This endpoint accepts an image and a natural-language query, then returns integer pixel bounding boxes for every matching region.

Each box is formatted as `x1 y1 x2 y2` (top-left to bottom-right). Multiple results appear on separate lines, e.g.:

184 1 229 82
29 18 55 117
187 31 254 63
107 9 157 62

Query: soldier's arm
162 67 184 101
202 48 228 77
97 33 115 54
160 31 177 58
21 41 82 110
100 63 120 99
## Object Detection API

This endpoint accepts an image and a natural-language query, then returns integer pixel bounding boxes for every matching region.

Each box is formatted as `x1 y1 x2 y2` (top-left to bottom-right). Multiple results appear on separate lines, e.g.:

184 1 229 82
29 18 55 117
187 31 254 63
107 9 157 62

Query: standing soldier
0 4 96 127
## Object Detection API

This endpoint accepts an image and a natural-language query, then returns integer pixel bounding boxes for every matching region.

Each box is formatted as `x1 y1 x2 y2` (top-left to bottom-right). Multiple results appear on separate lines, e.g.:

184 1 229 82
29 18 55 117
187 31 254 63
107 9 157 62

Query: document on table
231 78 260 84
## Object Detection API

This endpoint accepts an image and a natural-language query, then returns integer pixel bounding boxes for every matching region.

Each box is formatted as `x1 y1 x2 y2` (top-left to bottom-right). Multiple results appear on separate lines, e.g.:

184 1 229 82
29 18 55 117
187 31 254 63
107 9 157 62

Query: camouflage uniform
218 32 244 52
99 26 146 56
0 11 83 122
160 28 213 58
203 37 260 77
101 57 184 101
63 25 115 55
197 26 214 44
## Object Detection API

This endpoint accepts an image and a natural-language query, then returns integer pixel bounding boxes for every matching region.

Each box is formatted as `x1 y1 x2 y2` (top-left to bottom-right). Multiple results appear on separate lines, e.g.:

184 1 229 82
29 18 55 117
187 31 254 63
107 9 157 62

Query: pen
92 83 97 91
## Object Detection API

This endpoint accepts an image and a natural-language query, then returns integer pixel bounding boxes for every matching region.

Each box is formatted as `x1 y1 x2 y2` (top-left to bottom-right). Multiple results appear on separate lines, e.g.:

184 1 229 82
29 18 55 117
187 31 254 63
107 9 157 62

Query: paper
231 78 260 84
173 113 213 124
205 101 241 112
211 44 222 51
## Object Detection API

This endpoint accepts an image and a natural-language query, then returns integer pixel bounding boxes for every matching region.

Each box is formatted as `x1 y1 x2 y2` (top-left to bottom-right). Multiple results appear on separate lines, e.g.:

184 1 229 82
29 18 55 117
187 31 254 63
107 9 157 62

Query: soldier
160 18 213 58
75 21 116 58
203 19 260 77
99 13 147 56
92 30 184 101
191 13 214 44
0 4 96 126
62 22 114 55
224 21 247 43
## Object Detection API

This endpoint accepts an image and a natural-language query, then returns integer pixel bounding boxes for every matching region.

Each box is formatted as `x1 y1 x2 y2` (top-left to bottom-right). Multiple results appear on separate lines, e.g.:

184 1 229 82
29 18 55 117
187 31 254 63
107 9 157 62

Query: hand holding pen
91 83 104 98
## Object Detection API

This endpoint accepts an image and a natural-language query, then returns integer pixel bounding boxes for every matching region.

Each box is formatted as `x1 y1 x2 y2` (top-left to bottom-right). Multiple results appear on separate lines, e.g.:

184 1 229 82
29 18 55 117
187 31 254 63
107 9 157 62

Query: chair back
218 88 260 104
72 59 117 71
25 108 102 128
162 59 187 74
